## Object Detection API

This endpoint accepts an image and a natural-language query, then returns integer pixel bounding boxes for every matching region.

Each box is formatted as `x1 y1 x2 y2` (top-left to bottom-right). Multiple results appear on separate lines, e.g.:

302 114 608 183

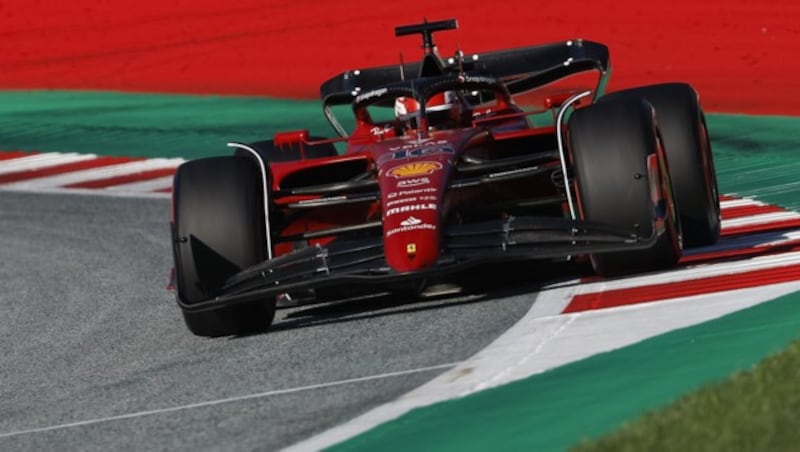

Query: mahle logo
385 203 437 217
387 161 442 178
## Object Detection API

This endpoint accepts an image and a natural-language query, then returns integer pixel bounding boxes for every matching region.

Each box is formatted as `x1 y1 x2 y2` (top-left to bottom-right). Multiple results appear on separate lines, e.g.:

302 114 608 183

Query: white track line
0 362 459 440
0 153 98 175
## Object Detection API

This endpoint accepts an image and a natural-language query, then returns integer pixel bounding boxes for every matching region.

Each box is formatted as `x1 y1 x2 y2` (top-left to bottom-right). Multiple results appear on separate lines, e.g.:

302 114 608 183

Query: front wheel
568 97 681 276
601 83 720 247
171 156 276 337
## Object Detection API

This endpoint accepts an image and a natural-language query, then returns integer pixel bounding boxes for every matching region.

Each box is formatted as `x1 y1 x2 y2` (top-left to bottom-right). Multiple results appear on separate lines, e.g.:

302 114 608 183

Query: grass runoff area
571 339 800 452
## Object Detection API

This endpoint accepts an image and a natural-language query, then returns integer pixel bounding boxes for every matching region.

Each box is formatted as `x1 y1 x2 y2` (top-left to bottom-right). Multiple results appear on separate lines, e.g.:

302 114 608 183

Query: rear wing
320 39 610 136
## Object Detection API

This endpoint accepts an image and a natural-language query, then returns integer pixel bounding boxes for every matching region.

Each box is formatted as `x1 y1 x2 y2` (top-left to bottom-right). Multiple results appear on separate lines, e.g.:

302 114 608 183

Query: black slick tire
171 156 275 337
568 97 681 276
601 83 720 247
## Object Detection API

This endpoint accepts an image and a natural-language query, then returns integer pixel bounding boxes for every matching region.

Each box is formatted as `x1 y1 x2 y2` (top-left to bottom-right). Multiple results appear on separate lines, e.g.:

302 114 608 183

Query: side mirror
273 130 310 148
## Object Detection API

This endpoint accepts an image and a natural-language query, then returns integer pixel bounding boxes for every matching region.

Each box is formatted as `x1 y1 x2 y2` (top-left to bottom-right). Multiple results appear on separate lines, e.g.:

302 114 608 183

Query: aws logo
397 177 430 188
387 161 442 178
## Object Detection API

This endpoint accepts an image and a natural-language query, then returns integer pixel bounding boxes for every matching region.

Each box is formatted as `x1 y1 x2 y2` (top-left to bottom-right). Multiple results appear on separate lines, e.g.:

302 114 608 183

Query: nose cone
380 158 447 273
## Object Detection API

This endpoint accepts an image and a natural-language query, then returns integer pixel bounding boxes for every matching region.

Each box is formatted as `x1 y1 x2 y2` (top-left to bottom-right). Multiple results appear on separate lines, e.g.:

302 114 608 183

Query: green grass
570 339 800 452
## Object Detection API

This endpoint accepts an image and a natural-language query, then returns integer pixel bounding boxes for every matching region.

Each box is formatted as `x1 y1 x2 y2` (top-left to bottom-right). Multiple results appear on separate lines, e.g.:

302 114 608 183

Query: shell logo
387 161 442 178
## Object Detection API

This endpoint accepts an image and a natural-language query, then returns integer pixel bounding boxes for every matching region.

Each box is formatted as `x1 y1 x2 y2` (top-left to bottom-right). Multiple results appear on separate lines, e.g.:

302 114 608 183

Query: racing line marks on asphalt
0 362 460 439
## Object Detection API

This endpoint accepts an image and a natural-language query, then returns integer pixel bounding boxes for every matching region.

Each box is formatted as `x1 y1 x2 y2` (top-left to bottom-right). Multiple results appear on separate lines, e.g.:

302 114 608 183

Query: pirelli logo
387 161 442 178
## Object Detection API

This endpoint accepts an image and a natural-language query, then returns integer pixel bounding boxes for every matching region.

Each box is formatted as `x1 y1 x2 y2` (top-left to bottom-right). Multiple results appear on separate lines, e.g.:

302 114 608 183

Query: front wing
177 215 658 313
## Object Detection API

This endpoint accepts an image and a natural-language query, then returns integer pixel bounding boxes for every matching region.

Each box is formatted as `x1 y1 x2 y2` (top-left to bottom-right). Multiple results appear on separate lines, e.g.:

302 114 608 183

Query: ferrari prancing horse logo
387 161 442 178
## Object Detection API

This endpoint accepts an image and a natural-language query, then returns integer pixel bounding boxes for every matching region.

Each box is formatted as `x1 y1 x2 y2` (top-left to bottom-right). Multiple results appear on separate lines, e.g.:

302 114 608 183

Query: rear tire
171 156 276 337
568 98 681 276
602 83 720 247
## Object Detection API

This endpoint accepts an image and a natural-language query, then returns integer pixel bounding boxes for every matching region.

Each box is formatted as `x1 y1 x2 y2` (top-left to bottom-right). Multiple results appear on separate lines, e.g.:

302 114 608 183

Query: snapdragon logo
355 87 388 103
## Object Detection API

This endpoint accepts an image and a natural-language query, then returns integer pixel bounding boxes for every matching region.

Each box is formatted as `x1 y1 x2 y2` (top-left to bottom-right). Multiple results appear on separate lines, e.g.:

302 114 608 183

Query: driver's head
394 96 421 131
394 96 420 119
394 91 464 131
425 91 458 113
426 90 464 129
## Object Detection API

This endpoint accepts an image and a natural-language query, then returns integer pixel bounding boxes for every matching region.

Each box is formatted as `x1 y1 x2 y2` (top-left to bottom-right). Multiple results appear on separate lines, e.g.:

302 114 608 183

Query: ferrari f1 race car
170 19 720 337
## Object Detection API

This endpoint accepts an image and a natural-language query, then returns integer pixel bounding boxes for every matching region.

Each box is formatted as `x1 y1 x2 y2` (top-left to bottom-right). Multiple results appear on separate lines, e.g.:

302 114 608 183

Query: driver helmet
426 90 459 113
394 96 420 119
394 91 461 129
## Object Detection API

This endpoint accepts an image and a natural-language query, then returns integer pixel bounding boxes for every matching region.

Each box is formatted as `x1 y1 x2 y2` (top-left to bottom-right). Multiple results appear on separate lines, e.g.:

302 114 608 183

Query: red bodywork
266 103 569 274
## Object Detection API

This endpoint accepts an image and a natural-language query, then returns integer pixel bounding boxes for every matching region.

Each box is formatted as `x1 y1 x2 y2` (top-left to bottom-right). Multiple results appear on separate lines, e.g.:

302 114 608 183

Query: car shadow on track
235 260 594 338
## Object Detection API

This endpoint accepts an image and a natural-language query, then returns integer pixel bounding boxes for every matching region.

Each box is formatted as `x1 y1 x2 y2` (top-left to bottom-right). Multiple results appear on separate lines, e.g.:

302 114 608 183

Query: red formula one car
170 19 720 336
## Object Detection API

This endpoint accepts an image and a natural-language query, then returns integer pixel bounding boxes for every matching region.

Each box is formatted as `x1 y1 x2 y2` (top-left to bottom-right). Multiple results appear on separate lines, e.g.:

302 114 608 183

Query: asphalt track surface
0 191 542 451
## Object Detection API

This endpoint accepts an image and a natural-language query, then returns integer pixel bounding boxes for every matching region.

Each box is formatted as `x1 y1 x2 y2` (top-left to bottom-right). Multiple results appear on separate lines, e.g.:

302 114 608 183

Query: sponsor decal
388 139 447 151
386 197 417 207
355 87 388 103
460 75 496 84
405 137 433 145
387 161 442 178
385 203 437 217
396 177 431 188
386 187 437 199
377 142 454 165
385 195 437 207
370 125 393 136
400 216 422 226
400 187 437 195
386 223 437 237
